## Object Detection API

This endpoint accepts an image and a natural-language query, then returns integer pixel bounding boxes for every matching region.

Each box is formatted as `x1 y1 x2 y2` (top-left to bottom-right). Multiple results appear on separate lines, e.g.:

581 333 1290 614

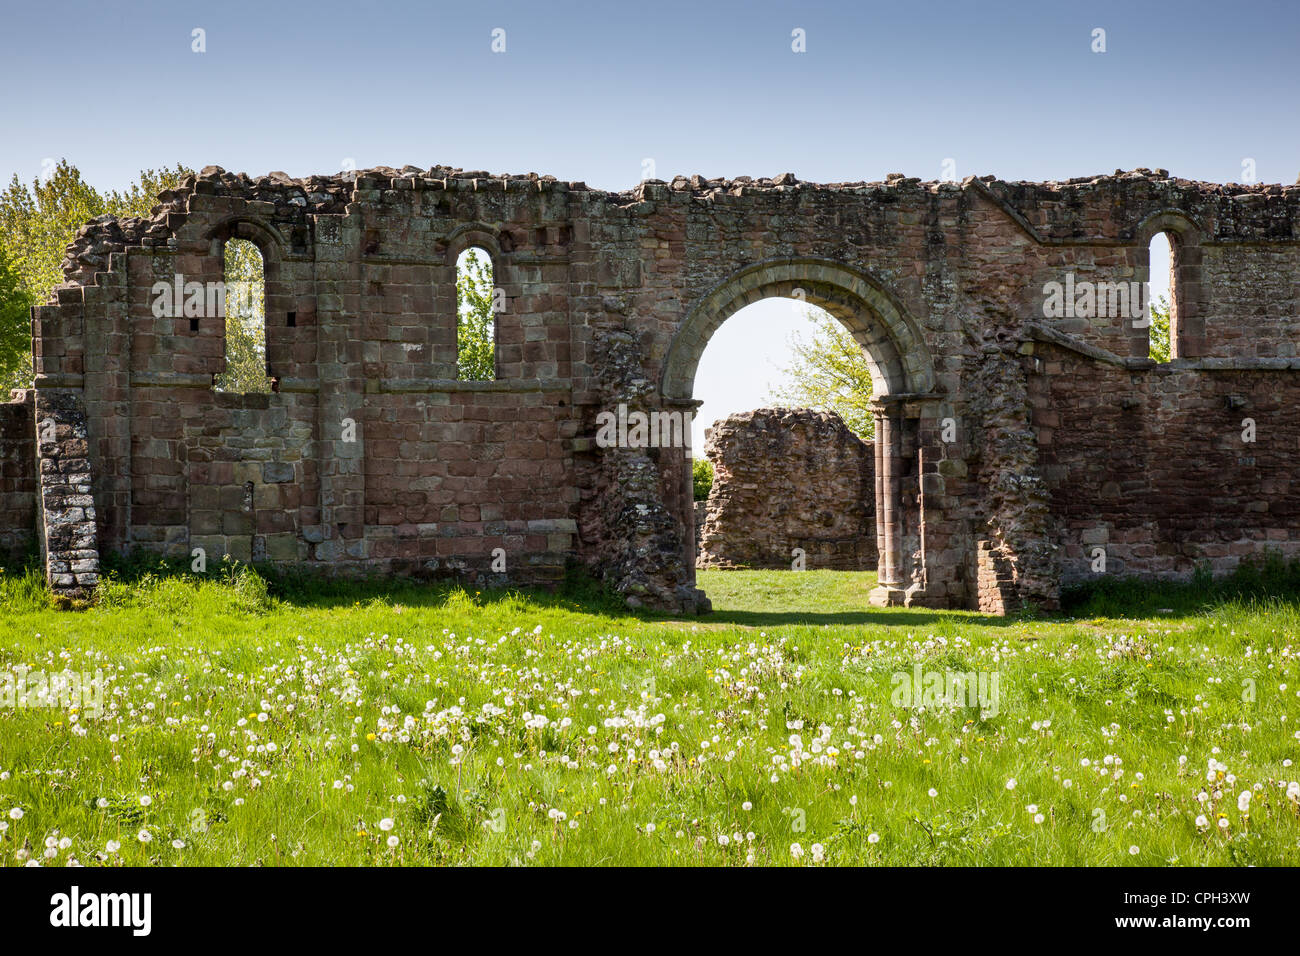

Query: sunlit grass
0 564 1297 866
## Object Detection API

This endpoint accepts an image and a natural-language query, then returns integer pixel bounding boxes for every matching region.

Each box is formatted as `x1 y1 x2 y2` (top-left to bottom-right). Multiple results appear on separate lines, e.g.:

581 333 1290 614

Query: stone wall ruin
5 163 1300 613
696 408 877 572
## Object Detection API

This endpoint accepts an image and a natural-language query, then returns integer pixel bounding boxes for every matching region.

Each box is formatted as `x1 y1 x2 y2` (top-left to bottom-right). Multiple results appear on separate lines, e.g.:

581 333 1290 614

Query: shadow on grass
691 607 1017 628
14 549 1300 630
89 556 1010 626
93 552 630 617
1060 553 1300 620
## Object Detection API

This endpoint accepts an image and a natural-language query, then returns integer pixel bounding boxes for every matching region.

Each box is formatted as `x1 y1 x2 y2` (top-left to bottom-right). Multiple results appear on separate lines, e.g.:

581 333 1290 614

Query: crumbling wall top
54 164 1300 293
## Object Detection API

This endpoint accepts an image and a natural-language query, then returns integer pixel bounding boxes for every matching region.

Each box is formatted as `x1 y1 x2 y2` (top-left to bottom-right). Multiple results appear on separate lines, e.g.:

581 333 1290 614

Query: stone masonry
4 163 1300 613
33 389 100 597
0 390 36 564
696 408 876 571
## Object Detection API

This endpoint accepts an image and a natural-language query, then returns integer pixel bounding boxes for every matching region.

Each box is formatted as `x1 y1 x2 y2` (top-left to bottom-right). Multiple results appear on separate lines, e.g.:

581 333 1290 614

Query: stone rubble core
2 163 1300 612
696 408 877 573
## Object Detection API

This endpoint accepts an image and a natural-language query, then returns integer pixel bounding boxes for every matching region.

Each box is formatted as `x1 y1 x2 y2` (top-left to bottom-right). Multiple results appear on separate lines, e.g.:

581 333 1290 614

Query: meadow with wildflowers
1 562 1298 866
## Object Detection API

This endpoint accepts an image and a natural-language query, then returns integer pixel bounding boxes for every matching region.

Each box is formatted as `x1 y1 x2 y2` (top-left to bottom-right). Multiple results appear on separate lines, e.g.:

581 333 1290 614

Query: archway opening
689 295 884 616
662 260 940 614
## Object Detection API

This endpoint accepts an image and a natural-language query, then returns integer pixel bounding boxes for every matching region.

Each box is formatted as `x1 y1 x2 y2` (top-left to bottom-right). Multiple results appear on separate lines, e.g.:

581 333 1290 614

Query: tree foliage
0 246 33 392
0 160 104 305
456 247 495 380
769 308 875 439
692 457 714 501
1148 294 1171 363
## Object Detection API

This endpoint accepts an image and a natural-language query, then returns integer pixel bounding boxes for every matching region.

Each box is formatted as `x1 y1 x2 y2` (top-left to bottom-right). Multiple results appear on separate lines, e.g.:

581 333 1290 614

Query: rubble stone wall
696 409 876 571
34 389 100 597
13 163 1300 612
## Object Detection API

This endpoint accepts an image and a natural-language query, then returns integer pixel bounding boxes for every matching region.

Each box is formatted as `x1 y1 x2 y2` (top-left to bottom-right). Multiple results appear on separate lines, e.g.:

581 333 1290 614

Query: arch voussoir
662 258 936 400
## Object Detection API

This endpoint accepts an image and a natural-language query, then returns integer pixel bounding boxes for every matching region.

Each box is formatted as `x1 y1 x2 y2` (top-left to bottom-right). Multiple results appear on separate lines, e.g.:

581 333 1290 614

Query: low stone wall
697 408 877 571
0 390 36 563
976 539 1020 614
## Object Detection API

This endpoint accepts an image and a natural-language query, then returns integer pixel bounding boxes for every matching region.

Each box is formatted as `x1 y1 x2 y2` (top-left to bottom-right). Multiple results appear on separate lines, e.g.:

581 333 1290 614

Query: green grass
0 561 1298 866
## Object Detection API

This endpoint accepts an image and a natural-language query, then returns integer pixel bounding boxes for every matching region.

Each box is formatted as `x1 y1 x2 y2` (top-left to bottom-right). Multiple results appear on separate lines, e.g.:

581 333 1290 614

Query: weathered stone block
263 461 295 483
697 409 876 572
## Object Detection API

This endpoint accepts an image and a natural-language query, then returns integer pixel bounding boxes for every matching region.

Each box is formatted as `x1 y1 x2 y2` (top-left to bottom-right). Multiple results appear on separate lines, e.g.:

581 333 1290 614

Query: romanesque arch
661 257 944 607
661 257 936 400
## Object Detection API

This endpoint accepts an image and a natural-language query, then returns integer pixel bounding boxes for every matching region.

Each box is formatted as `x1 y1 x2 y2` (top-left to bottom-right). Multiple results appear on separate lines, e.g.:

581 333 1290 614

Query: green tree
1148 294 1171 363
456 247 495 380
0 245 33 392
213 238 273 394
692 457 714 501
770 309 875 439
0 159 105 303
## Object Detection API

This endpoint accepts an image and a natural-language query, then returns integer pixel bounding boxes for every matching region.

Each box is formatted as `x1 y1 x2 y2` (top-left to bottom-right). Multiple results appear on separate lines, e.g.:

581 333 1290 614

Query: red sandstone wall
0 391 36 562
18 164 1300 610
32 167 590 589
697 408 877 571
1034 343 1300 583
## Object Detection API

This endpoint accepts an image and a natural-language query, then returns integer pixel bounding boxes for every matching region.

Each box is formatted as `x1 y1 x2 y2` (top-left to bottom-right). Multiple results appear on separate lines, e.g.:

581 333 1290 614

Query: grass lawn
0 562 1298 866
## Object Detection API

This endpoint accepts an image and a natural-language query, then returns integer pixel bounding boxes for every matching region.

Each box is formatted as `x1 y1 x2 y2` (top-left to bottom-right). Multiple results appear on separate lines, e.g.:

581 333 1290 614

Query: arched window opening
456 246 496 380
1147 231 1178 362
214 238 272 393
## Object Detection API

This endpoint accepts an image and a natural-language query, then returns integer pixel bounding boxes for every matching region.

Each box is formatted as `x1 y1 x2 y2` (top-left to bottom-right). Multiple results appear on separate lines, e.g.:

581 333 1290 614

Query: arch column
869 400 908 606
670 396 704 576
867 392 946 606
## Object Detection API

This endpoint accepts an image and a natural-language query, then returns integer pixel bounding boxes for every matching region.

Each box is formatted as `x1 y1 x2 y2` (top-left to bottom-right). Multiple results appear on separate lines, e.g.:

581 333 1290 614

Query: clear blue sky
4 0 1296 192
0 0 1293 444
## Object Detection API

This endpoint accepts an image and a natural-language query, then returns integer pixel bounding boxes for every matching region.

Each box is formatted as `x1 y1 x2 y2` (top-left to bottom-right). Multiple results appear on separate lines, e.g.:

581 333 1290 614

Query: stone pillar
873 407 888 580
671 397 702 585
311 206 365 562
678 444 695 577
870 403 905 606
